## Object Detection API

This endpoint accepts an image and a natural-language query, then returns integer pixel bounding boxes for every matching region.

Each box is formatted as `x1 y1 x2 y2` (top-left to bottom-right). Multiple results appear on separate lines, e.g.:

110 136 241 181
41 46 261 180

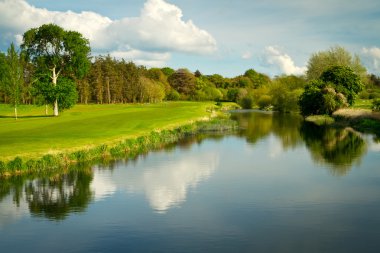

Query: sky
0 0 379 77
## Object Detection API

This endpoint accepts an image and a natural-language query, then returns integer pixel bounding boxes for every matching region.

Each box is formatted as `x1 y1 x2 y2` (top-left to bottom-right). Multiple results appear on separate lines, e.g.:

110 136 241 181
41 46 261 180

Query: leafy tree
320 66 363 105
298 66 361 116
168 69 196 97
0 52 8 103
21 24 91 116
268 75 305 113
194 70 202 77
3 43 24 119
298 80 325 116
306 46 367 81
161 67 175 77
244 69 271 88
257 95 272 110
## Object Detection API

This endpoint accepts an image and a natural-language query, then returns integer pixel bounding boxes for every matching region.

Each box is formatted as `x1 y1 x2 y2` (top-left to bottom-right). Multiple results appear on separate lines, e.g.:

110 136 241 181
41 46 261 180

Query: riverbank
0 102 238 176
305 108 380 137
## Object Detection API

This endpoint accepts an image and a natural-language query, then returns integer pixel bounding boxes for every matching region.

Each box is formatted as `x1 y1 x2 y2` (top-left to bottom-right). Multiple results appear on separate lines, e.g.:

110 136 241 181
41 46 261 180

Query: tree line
1 24 380 118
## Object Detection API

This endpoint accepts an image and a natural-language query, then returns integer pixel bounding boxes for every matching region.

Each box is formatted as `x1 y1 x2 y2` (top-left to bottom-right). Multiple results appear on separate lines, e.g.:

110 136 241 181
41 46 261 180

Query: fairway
0 102 214 160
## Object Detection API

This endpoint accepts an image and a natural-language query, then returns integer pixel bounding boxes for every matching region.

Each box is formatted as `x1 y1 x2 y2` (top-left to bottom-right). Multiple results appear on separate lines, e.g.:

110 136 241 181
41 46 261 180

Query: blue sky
1 0 379 77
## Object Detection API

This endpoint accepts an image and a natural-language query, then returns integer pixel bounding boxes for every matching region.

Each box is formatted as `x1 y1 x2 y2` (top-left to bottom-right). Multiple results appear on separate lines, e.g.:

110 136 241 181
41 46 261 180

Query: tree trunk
52 67 59 116
14 104 18 120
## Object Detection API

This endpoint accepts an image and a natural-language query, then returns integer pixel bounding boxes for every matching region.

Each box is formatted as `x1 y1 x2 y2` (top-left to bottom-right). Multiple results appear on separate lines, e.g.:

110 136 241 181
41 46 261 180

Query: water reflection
0 111 373 224
25 169 93 220
232 110 368 175
93 149 219 213
300 123 367 176
0 169 93 223
231 111 303 150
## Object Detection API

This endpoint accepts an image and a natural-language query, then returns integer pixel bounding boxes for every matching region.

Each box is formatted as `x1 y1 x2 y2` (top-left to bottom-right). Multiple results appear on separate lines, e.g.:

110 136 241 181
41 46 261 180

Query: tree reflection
300 122 367 175
231 111 303 149
24 168 93 220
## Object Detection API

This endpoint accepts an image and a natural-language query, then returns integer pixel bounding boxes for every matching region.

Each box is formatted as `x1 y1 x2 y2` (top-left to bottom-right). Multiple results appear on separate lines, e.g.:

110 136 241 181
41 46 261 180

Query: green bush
372 99 380 111
7 157 23 171
239 97 253 109
0 161 5 173
257 95 272 109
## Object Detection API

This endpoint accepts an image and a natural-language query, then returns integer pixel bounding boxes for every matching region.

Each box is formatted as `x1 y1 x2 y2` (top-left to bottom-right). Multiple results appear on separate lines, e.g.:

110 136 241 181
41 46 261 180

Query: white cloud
264 46 306 75
362 47 380 73
109 49 171 67
0 0 217 67
242 51 253 60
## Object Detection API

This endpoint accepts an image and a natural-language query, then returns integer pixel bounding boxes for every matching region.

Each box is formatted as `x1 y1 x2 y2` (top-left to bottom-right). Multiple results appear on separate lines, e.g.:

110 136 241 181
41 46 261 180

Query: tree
4 43 24 119
244 69 271 88
21 24 91 116
320 66 363 105
168 69 196 97
0 52 7 103
306 46 367 81
299 66 361 116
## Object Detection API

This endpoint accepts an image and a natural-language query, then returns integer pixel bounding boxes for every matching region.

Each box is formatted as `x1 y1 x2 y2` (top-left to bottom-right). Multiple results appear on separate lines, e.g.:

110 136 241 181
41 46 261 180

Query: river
1 111 380 252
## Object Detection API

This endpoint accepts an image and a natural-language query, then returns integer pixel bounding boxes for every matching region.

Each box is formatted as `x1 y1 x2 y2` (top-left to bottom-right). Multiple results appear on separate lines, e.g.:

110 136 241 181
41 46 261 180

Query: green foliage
306 46 367 81
227 88 239 102
299 80 325 116
299 66 362 116
22 24 91 77
1 43 24 118
268 76 305 113
168 69 196 96
161 67 175 77
21 23 90 115
373 99 380 111
239 97 254 109
7 157 23 171
257 95 272 110
55 78 79 110
32 76 78 111
166 89 180 101
320 66 363 105
244 69 271 88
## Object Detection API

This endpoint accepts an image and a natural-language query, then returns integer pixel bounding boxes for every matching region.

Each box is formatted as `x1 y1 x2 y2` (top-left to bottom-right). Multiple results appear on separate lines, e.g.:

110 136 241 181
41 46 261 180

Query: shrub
372 99 380 111
257 95 272 109
7 157 23 171
239 97 253 109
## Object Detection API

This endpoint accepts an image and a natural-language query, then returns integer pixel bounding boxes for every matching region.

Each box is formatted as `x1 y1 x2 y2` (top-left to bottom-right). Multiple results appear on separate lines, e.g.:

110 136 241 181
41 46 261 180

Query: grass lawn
352 99 372 109
0 102 214 161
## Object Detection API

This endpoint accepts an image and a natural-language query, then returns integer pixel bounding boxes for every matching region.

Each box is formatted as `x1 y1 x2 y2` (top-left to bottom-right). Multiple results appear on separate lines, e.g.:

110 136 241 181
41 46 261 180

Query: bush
372 99 380 111
166 89 180 101
257 95 272 109
239 97 253 109
7 157 23 171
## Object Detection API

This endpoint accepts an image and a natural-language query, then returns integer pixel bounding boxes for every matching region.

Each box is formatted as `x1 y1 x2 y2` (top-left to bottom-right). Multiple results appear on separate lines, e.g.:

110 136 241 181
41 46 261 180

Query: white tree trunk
14 105 18 120
52 67 59 116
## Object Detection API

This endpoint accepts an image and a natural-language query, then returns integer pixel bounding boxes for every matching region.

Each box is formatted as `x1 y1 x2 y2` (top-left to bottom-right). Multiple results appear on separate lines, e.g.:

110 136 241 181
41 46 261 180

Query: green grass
0 102 215 161
352 99 372 109
305 115 335 126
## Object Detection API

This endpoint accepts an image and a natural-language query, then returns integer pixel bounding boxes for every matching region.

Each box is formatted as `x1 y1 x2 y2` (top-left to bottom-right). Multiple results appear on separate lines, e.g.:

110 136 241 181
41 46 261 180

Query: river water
1 111 380 252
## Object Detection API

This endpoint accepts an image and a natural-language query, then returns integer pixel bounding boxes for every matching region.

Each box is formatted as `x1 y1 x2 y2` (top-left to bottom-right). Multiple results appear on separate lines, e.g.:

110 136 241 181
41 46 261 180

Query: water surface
1 111 380 252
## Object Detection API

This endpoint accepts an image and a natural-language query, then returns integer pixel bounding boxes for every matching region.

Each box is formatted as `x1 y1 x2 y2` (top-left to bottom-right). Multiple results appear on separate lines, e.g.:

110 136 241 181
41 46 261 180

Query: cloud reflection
92 151 219 213
0 195 29 228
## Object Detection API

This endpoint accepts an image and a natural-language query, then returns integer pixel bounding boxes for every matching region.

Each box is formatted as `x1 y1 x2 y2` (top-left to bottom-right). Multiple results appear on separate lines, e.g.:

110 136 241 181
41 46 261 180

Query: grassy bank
0 102 218 160
0 102 237 175
305 106 380 138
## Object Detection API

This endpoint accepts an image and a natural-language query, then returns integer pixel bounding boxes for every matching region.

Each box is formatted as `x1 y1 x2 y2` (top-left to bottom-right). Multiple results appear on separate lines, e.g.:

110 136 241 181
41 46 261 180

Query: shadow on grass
0 115 54 119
